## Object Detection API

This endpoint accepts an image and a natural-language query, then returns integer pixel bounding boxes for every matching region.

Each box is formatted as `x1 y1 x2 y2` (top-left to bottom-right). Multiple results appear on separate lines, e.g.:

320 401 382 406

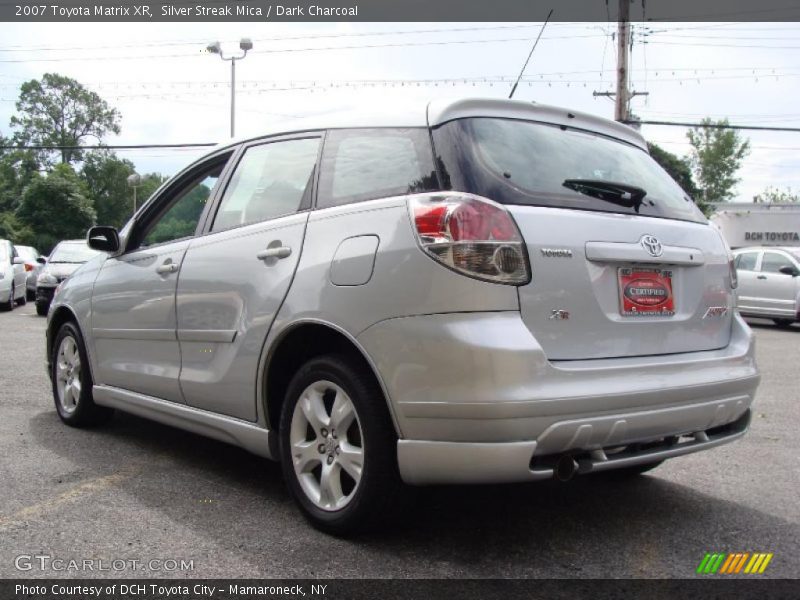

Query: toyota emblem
641 235 663 257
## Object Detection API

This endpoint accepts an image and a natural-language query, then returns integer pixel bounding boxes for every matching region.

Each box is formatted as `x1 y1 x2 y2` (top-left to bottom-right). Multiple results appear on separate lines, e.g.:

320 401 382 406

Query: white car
0 239 28 311
734 246 800 327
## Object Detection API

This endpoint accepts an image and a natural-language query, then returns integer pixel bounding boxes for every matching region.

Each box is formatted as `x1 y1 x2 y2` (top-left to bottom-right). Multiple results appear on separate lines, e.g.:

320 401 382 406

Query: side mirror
87 226 120 253
779 265 799 277
12 256 24 265
36 256 47 265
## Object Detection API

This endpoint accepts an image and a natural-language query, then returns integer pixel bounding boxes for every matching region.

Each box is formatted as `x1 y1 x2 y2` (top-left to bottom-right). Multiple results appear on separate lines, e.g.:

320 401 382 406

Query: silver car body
0 239 27 305
733 246 800 322
46 98 759 485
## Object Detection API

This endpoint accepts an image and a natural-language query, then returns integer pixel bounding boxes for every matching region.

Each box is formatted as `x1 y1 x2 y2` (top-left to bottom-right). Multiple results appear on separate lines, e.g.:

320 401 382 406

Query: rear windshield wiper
562 179 648 213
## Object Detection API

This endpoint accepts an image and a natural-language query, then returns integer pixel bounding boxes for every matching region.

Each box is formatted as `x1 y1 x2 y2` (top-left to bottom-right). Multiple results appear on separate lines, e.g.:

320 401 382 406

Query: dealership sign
744 231 800 242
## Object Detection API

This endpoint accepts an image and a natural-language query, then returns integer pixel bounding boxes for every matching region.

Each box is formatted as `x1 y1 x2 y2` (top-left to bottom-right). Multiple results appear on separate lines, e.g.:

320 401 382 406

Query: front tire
51 322 114 427
279 354 406 536
36 300 49 316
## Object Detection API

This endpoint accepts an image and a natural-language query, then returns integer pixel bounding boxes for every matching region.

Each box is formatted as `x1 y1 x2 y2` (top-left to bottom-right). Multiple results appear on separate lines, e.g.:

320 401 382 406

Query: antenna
509 9 554 99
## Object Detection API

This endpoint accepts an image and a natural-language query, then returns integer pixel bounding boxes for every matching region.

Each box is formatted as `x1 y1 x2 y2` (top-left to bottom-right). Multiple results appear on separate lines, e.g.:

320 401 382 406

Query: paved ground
0 304 797 579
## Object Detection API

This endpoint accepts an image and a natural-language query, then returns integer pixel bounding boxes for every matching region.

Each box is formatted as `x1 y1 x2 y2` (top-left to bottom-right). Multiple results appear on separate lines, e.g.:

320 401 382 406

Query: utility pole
593 0 648 123
614 0 630 122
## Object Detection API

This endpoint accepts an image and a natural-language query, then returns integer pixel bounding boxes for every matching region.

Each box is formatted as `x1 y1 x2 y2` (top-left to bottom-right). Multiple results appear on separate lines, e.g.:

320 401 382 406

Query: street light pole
127 173 141 215
206 38 253 138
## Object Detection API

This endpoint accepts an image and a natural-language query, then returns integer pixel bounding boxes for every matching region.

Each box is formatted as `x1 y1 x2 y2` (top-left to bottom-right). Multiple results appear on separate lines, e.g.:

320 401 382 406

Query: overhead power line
629 120 800 132
0 143 216 150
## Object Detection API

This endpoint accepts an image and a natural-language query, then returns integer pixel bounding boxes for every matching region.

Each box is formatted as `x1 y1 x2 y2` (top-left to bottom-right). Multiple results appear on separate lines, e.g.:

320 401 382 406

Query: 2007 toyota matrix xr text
45 98 760 534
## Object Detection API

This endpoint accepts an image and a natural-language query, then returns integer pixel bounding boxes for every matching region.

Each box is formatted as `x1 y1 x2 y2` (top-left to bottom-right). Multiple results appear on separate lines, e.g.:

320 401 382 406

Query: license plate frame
618 267 675 317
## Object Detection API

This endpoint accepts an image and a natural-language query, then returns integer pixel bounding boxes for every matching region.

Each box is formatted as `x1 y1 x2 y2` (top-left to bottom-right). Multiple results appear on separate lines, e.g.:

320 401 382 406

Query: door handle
256 246 292 260
156 262 179 275
757 275 767 280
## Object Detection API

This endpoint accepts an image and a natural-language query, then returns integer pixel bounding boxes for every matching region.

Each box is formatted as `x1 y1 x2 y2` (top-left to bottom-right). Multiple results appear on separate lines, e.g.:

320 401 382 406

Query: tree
16 164 96 254
647 141 701 198
753 186 799 204
10 73 121 166
687 118 750 203
81 151 136 228
0 212 33 243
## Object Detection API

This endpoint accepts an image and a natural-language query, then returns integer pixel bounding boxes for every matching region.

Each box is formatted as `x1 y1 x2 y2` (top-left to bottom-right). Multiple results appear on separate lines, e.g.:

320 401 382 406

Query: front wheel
51 322 114 427
279 354 406 536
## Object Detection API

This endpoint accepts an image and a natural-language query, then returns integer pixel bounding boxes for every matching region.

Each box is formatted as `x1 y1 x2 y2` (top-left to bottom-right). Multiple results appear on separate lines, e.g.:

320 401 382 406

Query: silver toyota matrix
45 98 760 534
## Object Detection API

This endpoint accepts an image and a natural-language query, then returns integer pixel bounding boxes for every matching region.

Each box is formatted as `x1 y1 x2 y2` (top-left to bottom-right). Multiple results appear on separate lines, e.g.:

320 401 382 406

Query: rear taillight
24 263 33 272
408 193 530 285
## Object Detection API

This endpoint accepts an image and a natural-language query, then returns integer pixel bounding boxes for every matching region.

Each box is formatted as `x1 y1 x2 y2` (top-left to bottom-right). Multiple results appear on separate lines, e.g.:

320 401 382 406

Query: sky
1 20 799 201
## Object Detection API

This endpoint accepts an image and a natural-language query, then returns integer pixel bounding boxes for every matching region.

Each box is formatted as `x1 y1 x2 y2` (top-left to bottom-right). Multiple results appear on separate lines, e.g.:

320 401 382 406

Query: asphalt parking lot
0 305 798 579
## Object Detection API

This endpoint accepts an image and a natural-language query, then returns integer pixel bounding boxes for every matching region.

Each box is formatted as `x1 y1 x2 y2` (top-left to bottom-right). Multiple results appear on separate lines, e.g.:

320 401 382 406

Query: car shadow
743 317 799 332
27 409 799 578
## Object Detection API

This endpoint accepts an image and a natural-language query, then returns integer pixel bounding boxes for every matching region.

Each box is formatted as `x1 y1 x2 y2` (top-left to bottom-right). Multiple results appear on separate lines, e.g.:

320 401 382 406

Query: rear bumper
398 407 750 485
357 311 759 484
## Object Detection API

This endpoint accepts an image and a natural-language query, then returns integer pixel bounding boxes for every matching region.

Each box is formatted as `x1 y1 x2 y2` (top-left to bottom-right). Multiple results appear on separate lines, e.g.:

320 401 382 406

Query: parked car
0 239 27 311
733 246 800 327
15 245 42 301
36 240 100 316
45 98 760 534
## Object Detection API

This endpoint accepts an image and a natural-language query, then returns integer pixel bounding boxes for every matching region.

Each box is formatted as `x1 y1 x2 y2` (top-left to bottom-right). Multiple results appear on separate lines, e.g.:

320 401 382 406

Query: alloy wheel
55 335 82 414
289 380 364 511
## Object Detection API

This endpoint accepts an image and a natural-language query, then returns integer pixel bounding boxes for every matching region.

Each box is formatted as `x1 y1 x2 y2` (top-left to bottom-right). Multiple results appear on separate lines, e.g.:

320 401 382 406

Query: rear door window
317 128 438 208
211 137 320 232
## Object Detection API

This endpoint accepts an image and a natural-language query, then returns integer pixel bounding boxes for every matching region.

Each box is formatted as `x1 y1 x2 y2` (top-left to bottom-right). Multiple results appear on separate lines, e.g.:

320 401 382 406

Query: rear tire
279 354 407 536
16 291 26 306
26 289 35 301
773 318 794 328
36 300 49 316
51 321 114 427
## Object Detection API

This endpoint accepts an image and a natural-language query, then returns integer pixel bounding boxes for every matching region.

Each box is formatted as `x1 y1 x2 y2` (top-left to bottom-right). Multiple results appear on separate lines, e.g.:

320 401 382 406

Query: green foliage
10 73 121 166
0 133 39 213
753 186 799 204
0 211 33 243
144 183 210 245
646 141 709 215
80 151 136 228
16 164 96 254
687 119 750 203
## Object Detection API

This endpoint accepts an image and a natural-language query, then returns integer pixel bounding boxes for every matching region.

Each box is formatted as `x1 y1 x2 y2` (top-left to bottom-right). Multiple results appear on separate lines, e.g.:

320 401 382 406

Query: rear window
432 118 706 223
49 243 100 264
16 246 38 260
317 128 438 208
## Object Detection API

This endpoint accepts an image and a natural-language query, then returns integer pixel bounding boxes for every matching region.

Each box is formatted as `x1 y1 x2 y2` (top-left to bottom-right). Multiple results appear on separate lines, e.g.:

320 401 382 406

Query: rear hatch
430 111 733 360
509 206 732 359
